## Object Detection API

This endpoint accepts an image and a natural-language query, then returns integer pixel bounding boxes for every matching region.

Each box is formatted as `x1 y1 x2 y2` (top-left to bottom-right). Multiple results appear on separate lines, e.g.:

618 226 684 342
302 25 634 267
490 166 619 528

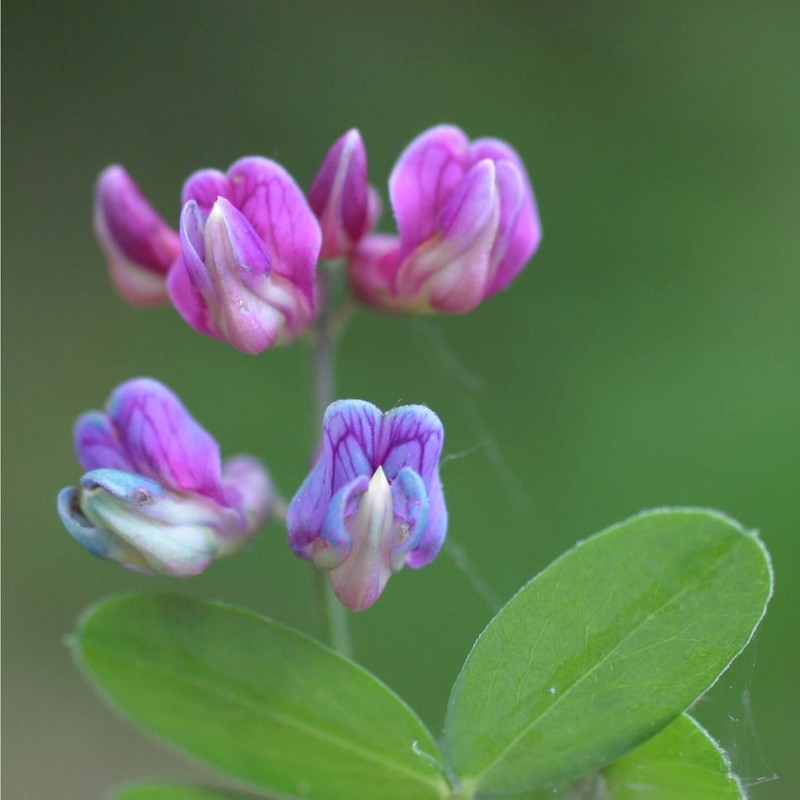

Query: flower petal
471 138 542 295
94 165 180 306
181 168 229 214
308 129 370 259
378 404 444 487
395 160 500 313
58 485 143 567
225 157 321 302
405 470 447 569
389 124 470 256
315 475 368 567
221 455 273 535
105 378 224 502
166 257 218 340
74 410 133 473
389 466 430 567
286 399 381 551
79 469 220 577
327 466 395 611
347 233 402 310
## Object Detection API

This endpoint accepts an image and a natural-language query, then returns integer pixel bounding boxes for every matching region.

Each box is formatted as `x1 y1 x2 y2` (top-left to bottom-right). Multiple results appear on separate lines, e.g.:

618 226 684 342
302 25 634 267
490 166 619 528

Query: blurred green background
3 1 798 798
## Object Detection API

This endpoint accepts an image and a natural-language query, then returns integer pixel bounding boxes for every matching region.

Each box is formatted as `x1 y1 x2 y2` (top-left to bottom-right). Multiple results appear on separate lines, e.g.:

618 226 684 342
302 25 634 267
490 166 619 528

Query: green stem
310 262 353 659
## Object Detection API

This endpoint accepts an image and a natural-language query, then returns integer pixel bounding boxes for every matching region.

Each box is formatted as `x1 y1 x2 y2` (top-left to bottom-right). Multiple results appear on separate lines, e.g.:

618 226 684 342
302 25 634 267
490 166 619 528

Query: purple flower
93 166 181 306
57 378 273 577
167 157 322 354
308 129 381 260
349 124 541 314
287 400 447 611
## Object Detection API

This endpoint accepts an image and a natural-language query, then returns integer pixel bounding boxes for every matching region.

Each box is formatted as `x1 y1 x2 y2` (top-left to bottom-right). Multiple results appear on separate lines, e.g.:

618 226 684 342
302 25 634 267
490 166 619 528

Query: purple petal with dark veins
378 404 444 486
224 157 321 300
286 400 382 550
105 378 224 502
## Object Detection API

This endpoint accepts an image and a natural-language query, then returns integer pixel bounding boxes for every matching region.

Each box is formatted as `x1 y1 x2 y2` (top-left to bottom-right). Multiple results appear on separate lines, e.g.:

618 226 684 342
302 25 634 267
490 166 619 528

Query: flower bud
93 165 180 306
308 129 380 259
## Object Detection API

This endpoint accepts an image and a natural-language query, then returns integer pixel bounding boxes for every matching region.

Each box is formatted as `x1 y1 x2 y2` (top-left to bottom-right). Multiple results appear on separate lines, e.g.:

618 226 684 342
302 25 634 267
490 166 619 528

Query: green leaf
109 784 261 800
75 595 449 800
445 508 772 796
603 713 744 799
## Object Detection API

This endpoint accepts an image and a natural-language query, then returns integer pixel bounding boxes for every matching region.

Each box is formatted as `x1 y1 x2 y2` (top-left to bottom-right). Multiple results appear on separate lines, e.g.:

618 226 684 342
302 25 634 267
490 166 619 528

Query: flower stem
310 262 353 659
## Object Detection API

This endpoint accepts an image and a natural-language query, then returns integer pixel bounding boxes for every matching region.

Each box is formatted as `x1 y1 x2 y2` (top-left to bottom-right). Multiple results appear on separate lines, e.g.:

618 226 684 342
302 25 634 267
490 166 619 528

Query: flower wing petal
105 378 224 502
378 404 444 486
225 157 321 301
389 124 470 256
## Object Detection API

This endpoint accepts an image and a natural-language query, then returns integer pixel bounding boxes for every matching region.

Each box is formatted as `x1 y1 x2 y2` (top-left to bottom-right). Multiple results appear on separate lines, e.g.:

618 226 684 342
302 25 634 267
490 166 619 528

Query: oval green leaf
110 784 262 800
76 595 449 800
444 508 772 795
603 713 744 799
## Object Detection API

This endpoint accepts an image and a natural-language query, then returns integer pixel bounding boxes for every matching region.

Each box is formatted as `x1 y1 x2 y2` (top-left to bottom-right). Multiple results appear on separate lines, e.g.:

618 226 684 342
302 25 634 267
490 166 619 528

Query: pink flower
349 125 541 314
168 157 322 354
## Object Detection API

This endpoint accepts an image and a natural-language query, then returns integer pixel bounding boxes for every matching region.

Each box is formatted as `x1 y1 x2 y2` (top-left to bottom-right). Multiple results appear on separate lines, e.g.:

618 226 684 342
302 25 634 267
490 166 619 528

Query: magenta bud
93 165 180 306
308 129 378 260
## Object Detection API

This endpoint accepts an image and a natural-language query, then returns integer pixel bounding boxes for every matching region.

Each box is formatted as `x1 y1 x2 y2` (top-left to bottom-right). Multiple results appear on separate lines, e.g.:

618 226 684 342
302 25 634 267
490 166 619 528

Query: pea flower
308 129 381 260
349 124 541 314
93 166 180 306
167 157 322 354
57 378 273 577
287 400 447 611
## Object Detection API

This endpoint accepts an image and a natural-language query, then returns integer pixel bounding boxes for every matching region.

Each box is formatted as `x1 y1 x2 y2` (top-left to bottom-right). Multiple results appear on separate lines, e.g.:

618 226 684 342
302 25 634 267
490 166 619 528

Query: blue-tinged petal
378 404 444 487
79 470 224 577
389 466 429 568
57 486 131 563
106 378 224 502
405 470 447 569
315 475 368 568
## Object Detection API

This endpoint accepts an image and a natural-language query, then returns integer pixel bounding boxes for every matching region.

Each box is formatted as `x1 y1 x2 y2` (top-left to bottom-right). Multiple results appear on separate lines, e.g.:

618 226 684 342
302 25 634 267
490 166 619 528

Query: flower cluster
95 125 540 351
61 124 541 610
